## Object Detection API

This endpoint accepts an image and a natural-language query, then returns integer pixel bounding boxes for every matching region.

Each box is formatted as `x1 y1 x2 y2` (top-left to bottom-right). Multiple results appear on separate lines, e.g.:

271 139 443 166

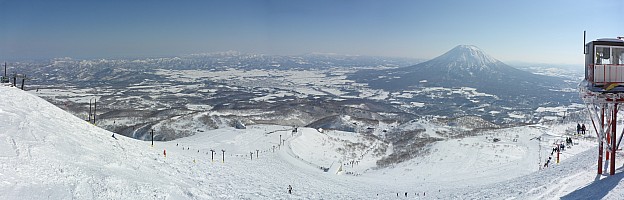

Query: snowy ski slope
1 85 623 199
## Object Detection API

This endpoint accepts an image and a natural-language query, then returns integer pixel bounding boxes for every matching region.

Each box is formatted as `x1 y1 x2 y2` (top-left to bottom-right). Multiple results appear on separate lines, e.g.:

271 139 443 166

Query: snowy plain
2 85 624 199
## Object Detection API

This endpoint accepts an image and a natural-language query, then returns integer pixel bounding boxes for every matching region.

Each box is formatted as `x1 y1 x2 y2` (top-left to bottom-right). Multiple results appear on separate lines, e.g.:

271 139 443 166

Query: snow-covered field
2 85 624 199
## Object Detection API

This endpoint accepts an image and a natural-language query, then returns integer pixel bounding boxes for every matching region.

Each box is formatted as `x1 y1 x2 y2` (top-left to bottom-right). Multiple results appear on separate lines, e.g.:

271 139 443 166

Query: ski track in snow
1 85 622 199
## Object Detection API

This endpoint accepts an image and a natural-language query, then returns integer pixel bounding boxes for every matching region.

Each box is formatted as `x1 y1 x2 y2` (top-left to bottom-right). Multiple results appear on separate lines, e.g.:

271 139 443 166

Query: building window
613 47 624 65
596 46 611 65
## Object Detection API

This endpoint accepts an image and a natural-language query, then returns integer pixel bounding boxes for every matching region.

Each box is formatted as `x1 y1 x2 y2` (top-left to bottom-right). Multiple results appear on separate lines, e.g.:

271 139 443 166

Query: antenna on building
583 31 587 54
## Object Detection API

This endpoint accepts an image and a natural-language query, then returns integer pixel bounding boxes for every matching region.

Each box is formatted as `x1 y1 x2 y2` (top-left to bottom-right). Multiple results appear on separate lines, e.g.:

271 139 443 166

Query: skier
287 185 292 194
111 134 117 140
405 192 408 197
582 124 586 134
544 156 551 168
164 149 167 158
577 123 581 134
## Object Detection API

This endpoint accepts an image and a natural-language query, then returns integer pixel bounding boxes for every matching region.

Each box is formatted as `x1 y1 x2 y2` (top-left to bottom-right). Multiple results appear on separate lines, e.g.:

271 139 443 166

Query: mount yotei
355 45 571 98
352 45 578 112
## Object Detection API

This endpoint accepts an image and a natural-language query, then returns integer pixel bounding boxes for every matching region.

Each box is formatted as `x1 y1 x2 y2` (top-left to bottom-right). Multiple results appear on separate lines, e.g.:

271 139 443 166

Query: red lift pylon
582 101 623 175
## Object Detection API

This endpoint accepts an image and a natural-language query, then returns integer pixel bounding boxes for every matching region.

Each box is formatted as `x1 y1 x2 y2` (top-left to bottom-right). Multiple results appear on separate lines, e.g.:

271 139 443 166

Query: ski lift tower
579 36 624 175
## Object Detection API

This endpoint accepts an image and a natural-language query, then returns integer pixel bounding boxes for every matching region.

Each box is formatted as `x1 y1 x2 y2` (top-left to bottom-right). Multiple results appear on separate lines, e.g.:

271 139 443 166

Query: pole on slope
557 145 560 164
89 99 92 122
280 135 282 145
250 152 253 160
210 149 215 162
221 150 225 163
536 136 541 170
93 99 97 125
150 130 154 146
256 149 259 158
20 77 25 90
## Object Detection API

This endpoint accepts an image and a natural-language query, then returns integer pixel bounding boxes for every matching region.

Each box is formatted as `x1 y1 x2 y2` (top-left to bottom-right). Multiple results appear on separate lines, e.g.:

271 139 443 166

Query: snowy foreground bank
1 85 624 199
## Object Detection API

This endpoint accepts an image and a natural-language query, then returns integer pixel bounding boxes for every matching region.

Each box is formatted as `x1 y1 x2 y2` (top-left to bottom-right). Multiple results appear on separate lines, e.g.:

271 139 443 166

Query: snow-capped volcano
356 45 563 98
431 45 500 69
407 44 524 79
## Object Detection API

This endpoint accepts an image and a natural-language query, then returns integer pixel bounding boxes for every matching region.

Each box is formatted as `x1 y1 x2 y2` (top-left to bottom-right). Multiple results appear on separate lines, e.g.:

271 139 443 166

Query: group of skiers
544 143 564 168
577 123 587 135
565 137 574 146
552 143 565 154
400 192 426 197
543 137 575 168
386 191 428 197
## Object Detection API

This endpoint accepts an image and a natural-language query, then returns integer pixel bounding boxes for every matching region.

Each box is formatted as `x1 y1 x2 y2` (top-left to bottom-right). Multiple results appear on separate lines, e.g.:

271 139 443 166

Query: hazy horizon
1 0 622 65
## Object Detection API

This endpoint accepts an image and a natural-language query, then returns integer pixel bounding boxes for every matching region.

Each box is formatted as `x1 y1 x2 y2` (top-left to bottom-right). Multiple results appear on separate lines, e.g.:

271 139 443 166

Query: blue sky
0 0 622 64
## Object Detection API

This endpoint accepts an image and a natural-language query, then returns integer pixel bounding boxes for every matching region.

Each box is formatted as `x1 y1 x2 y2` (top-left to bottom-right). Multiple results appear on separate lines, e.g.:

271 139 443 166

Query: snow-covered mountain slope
0 85 363 199
1 85 622 199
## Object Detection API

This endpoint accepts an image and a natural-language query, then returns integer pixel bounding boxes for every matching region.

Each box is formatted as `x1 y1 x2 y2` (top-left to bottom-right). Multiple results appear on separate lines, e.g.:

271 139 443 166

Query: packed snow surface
1 85 624 199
